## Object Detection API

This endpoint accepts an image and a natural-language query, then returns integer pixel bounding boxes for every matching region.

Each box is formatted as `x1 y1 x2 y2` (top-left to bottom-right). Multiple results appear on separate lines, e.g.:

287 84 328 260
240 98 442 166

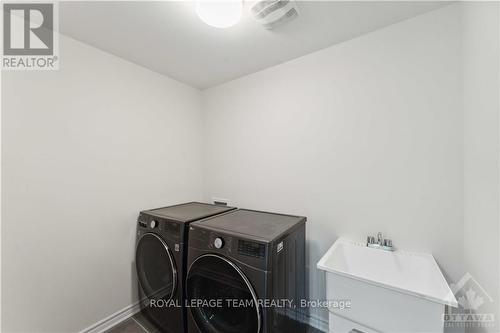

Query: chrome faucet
367 232 394 251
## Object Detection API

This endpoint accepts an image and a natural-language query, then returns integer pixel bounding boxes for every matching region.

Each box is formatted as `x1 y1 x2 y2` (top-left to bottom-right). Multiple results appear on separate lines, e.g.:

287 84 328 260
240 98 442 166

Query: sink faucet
367 232 394 251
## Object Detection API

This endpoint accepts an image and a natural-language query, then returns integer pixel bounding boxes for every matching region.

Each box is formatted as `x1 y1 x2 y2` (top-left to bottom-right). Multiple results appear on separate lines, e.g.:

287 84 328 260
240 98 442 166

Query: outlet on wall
212 197 231 206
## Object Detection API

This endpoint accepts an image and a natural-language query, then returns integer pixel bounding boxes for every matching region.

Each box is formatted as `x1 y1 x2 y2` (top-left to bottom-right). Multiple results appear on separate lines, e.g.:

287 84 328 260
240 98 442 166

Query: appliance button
150 220 158 229
214 237 224 249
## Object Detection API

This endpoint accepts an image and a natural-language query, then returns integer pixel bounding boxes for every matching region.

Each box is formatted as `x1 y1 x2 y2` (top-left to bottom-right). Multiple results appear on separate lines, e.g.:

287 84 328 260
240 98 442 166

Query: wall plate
212 197 231 206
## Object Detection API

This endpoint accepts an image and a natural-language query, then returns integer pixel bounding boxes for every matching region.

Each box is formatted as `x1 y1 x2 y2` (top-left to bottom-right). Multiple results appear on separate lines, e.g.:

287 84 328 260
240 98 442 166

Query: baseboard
79 300 145 333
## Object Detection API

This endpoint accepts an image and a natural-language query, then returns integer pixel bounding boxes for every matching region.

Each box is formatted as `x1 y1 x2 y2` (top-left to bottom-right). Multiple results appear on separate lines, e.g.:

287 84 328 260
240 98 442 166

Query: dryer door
136 233 177 300
186 254 261 333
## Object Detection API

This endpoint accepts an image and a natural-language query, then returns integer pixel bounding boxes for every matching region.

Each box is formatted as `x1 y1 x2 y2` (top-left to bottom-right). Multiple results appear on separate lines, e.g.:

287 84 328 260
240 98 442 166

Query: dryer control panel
238 240 266 258
189 226 270 271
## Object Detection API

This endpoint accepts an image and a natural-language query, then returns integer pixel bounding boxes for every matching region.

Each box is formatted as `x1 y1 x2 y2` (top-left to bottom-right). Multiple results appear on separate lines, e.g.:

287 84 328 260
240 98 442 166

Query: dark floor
106 312 158 333
106 312 324 333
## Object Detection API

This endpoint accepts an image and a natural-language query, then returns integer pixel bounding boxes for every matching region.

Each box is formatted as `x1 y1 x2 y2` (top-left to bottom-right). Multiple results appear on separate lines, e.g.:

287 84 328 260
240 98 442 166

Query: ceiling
60 1 448 89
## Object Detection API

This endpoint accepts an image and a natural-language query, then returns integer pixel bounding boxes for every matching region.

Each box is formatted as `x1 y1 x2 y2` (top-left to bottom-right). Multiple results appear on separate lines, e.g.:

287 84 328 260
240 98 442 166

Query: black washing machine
185 209 307 333
135 202 236 333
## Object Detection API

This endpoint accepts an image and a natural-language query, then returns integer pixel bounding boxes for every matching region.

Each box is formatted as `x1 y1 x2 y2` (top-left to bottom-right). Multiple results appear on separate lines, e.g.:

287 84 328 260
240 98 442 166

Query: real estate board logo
2 2 59 70
444 273 495 329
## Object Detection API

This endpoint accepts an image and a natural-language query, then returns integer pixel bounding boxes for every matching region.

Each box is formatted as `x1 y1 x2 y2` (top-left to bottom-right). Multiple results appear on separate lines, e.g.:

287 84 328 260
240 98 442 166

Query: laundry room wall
462 2 500 332
1 35 203 332
201 4 465 328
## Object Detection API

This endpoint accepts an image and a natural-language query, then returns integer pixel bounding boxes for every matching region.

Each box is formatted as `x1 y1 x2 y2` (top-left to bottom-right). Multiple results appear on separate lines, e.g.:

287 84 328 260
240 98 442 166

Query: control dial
214 237 224 249
150 220 158 229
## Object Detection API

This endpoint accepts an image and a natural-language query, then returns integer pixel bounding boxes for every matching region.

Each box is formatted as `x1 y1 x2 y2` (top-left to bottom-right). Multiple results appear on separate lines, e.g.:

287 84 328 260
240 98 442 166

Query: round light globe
196 0 242 28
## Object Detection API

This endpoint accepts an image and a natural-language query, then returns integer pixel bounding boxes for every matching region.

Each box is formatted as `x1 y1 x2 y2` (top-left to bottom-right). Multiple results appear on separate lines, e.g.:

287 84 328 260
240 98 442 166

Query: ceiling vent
250 0 299 30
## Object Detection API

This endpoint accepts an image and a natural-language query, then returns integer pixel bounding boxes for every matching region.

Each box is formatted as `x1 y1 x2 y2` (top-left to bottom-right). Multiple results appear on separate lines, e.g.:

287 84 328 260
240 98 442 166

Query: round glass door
186 254 260 333
136 233 177 300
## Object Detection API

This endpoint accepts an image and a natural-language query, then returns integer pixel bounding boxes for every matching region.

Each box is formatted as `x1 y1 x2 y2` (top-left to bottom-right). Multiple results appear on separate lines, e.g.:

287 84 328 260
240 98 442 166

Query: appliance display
136 202 236 333
185 209 307 333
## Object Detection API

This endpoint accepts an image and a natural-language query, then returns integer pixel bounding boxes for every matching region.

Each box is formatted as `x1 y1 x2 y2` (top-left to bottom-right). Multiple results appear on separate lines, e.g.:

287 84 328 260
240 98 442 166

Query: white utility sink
317 237 458 333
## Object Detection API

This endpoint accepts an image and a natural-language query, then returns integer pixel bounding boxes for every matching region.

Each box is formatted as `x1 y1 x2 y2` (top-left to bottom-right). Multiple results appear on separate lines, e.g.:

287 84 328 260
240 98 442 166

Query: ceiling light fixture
196 0 243 28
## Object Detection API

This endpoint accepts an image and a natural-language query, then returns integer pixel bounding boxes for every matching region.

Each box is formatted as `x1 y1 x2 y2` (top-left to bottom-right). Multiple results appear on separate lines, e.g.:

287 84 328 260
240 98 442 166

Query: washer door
136 233 177 300
186 254 261 333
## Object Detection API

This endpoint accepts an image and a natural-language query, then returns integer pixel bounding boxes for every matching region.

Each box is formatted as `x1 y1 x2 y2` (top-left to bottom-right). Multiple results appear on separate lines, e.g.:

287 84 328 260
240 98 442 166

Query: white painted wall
1 35 203 332
202 5 464 326
462 2 500 332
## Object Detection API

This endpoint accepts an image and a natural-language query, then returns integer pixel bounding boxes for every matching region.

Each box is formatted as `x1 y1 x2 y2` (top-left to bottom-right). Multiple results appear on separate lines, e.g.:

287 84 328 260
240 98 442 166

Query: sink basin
317 237 458 333
317 237 458 307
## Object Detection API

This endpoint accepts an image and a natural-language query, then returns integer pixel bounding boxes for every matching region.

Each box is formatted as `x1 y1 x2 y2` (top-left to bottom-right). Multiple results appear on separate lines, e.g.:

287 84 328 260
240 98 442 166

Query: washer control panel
137 213 181 241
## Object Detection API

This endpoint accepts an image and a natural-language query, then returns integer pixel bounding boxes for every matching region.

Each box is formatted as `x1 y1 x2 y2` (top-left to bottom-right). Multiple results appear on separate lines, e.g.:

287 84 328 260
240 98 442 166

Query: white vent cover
250 0 299 30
